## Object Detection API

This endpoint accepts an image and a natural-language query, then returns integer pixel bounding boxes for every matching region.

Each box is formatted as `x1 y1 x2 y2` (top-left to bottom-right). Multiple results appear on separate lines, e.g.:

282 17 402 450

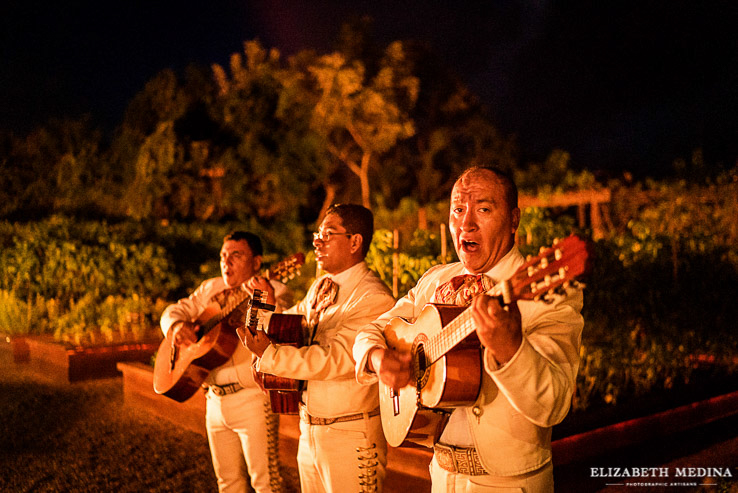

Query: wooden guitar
153 253 304 402
243 302 308 415
379 235 592 448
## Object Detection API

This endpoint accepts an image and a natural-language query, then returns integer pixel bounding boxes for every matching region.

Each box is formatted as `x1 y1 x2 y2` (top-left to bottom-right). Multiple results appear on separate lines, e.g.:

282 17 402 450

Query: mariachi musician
243 204 395 493
160 231 292 493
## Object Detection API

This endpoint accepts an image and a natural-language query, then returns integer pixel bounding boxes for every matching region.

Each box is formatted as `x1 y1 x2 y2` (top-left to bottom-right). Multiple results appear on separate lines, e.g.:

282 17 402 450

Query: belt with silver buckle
299 404 380 425
433 442 487 476
208 382 244 396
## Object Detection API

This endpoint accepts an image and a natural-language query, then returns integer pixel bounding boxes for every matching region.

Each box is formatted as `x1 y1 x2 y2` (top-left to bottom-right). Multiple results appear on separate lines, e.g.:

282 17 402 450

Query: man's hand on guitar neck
470 294 523 366
246 276 276 306
368 347 413 390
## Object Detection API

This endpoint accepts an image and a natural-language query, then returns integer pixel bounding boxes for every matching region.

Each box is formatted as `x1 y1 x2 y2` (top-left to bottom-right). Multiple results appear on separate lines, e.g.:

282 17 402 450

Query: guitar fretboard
202 290 250 335
424 283 504 365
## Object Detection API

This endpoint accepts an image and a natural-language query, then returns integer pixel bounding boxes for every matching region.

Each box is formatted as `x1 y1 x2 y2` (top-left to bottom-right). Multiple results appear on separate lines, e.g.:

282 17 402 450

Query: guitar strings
425 283 503 365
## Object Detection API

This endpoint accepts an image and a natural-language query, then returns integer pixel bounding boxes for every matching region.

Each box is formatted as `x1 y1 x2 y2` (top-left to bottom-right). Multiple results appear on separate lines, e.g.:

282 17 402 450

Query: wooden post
440 224 447 264
392 229 400 298
590 200 603 240
577 204 586 229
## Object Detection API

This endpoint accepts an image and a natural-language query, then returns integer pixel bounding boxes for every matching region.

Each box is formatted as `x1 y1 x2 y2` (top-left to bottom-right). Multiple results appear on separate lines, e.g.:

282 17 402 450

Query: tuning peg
539 246 547 254
540 257 549 269
555 248 563 261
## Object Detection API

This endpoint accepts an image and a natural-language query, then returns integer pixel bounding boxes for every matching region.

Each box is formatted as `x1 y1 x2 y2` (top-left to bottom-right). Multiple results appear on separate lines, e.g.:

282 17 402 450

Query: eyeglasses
313 231 353 242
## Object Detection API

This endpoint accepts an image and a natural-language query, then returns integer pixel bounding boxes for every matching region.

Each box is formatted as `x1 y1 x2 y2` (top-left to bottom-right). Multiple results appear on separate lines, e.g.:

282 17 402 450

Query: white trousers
297 413 387 493
429 455 553 493
206 387 280 493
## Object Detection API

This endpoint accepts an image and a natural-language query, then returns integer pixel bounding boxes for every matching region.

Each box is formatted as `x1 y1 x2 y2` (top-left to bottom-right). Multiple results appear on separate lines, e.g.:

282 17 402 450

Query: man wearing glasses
242 204 395 492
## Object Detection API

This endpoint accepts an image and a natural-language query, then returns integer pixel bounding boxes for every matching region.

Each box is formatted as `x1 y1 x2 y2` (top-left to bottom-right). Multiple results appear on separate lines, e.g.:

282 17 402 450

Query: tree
0 116 103 218
212 40 326 229
375 41 518 229
308 41 418 209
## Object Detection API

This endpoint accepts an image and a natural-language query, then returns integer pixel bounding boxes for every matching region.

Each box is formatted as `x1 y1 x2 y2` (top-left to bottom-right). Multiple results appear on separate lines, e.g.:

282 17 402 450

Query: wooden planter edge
13 335 160 383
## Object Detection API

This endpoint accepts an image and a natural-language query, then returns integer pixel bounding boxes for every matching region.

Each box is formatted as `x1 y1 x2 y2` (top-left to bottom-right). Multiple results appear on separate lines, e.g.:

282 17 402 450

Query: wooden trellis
519 189 612 240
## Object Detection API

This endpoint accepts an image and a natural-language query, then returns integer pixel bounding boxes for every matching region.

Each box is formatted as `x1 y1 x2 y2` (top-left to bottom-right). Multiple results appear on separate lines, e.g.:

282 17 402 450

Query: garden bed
15 335 160 383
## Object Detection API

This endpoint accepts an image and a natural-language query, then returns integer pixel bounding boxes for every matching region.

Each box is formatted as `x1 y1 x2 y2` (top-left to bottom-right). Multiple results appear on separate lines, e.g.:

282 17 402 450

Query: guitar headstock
267 252 305 283
244 289 265 336
506 235 592 303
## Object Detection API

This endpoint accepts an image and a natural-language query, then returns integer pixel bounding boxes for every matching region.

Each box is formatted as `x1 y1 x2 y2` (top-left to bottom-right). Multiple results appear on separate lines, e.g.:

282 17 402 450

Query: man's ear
253 255 263 272
511 207 521 234
350 234 363 255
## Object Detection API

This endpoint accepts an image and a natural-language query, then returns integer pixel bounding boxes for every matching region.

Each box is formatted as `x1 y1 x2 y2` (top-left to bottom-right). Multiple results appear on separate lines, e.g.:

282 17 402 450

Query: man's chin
223 276 241 288
459 253 488 274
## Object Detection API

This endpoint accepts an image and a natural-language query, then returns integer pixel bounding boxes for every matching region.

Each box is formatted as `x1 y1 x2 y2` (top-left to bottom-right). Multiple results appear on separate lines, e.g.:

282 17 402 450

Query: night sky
2 0 737 176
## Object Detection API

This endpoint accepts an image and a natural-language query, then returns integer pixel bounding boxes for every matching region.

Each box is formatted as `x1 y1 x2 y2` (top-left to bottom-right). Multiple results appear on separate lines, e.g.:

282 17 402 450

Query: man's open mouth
461 240 479 252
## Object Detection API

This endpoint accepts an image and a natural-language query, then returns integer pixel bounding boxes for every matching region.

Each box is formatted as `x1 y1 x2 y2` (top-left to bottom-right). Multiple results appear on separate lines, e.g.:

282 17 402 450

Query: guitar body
153 252 305 403
260 313 308 414
379 304 482 448
153 302 246 402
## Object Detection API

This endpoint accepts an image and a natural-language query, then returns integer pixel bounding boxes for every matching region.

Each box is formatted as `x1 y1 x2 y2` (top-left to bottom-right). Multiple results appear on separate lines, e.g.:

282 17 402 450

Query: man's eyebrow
452 196 495 204
221 250 245 256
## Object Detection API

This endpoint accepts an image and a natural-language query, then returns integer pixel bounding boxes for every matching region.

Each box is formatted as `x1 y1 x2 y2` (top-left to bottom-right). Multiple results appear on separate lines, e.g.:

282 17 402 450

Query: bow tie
310 276 339 314
434 274 493 306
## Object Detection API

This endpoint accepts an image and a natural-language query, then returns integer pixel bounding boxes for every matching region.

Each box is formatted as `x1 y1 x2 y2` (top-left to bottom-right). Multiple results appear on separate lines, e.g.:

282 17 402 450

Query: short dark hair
457 165 518 211
325 204 374 257
223 231 263 257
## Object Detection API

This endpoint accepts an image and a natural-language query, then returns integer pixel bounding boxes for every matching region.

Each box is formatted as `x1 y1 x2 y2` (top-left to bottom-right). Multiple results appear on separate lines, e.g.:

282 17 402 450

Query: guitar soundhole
414 342 429 388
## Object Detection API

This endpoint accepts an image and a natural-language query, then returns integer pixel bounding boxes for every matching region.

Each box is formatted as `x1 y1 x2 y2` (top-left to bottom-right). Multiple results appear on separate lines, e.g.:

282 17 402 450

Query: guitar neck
201 289 251 335
424 282 505 365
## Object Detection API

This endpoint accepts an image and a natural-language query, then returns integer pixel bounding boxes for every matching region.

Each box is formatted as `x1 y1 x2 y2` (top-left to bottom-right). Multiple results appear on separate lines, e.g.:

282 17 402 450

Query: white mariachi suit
256 262 396 493
354 246 584 492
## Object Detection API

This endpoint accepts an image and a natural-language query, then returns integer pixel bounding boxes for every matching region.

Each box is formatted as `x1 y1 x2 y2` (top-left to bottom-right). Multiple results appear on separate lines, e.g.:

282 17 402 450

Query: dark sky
2 0 737 176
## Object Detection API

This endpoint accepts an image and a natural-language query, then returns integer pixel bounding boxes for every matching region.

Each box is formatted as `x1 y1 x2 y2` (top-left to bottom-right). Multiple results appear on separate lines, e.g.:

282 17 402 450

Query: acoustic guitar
153 253 304 402
378 235 592 448
241 291 308 415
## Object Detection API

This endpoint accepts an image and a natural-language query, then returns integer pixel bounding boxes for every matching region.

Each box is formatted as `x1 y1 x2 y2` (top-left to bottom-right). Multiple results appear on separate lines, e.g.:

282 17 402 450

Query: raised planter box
118 361 208 435
552 389 738 466
2 334 30 363
22 335 160 383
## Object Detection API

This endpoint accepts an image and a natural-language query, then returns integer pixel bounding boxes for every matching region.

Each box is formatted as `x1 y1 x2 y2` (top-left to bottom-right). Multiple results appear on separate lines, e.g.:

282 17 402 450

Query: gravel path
0 348 299 493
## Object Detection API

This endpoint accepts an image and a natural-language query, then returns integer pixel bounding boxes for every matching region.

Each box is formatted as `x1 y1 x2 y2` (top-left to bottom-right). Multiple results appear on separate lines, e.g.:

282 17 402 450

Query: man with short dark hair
160 231 292 493
243 204 395 493
354 167 584 492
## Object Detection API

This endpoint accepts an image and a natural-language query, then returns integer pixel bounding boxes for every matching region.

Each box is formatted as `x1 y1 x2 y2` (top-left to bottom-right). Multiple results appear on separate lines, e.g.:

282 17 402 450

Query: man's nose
460 210 478 231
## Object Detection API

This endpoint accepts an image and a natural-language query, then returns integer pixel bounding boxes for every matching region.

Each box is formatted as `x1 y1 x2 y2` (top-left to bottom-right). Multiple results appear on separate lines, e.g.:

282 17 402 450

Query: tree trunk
360 152 371 210
318 183 337 224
